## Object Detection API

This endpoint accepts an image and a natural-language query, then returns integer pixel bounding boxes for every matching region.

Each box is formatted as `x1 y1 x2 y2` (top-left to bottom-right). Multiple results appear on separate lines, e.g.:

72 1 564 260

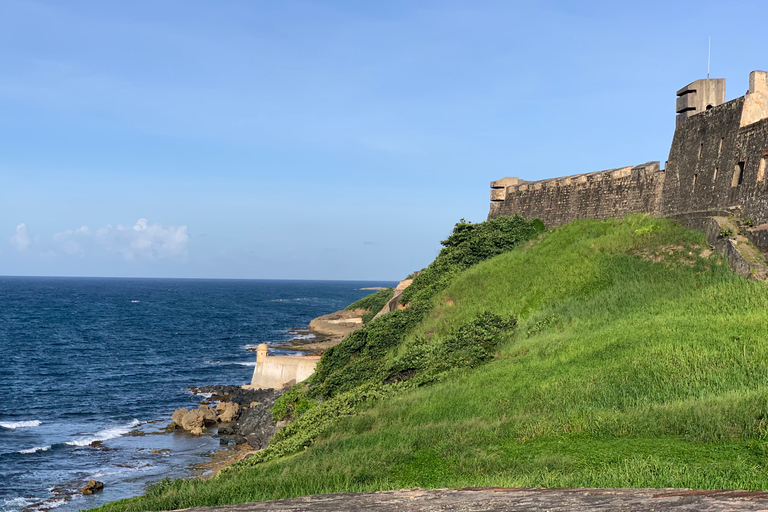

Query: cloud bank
10 219 189 261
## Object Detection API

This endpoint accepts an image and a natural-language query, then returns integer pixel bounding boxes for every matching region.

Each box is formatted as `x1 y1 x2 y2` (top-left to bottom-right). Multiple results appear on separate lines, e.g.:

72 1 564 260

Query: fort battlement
489 70 768 240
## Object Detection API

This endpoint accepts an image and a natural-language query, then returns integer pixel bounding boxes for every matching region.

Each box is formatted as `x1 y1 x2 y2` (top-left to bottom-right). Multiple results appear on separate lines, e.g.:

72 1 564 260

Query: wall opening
706 104 714 110
713 167 718 183
698 143 703 159
732 161 745 187
692 173 698 189
758 156 767 182
718 138 724 156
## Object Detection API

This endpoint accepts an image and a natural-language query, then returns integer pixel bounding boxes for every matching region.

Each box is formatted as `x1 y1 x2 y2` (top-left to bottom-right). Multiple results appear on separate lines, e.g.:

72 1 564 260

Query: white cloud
8 219 190 265
10 223 31 251
52 219 189 260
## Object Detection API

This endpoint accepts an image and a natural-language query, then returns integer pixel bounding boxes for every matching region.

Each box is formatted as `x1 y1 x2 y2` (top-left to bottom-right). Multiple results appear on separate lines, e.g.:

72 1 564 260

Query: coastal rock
189 385 283 447
198 405 218 425
216 401 240 423
80 479 104 495
171 408 188 426
180 409 206 435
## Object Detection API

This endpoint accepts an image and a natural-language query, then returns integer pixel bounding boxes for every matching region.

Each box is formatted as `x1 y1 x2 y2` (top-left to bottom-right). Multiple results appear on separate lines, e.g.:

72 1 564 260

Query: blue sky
2 0 766 280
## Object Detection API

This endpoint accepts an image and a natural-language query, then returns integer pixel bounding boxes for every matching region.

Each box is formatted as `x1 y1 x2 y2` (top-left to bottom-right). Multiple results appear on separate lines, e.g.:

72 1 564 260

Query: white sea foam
131 300 140 303
65 419 140 447
4 497 34 510
18 445 51 454
0 420 41 429
204 360 256 367
31 498 68 512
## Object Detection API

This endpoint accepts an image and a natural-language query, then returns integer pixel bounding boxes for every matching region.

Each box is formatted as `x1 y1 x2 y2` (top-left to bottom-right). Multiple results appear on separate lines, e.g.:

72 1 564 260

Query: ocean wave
4 497 34 509
203 360 256 367
130 300 140 303
18 445 51 454
65 419 140 447
0 420 41 429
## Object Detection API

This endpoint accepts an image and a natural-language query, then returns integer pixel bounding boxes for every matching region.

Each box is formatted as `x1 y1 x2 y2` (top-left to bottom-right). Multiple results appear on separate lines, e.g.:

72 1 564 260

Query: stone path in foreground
179 487 768 512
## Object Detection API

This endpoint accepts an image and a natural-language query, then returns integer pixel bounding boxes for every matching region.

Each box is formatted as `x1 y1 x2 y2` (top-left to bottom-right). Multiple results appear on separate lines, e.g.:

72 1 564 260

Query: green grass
93 215 768 511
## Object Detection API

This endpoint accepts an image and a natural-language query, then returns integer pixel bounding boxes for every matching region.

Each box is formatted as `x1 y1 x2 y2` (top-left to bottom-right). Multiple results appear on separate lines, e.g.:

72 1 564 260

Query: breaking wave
18 445 51 454
0 420 41 430
65 419 140 447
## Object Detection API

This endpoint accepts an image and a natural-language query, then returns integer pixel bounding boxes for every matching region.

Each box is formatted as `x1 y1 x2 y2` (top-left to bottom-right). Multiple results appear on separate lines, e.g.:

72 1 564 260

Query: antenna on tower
707 36 711 79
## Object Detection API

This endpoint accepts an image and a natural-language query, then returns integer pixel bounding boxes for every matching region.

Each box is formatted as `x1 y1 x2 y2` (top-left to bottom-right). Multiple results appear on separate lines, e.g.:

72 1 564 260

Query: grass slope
96 216 768 511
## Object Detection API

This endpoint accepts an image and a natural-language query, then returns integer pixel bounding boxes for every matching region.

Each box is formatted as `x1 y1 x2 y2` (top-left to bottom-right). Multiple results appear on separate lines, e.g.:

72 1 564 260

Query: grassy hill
96 215 768 511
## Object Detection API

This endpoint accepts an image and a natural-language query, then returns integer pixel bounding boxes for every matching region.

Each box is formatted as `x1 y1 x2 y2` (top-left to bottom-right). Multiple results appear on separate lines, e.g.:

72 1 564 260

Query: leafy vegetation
92 215 768 512
344 288 394 324
313 214 543 398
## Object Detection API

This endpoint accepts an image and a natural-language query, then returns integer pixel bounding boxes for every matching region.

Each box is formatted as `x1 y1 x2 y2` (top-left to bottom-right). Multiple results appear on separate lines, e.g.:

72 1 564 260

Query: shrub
344 288 395 324
312 215 541 399
271 384 316 422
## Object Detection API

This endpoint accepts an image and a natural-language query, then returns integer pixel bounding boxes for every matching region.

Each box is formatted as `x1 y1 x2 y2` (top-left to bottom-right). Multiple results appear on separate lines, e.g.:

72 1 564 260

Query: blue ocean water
0 276 394 512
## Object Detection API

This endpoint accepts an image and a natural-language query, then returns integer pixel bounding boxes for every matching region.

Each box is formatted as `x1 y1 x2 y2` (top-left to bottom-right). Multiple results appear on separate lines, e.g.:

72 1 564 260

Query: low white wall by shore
248 344 320 389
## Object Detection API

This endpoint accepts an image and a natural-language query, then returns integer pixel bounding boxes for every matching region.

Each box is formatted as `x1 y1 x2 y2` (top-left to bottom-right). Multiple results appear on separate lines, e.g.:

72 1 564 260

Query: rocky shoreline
160 303 371 478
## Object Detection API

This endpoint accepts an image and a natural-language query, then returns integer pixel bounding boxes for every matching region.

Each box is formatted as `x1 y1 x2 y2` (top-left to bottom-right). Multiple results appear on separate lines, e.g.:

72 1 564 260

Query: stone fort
488 70 768 252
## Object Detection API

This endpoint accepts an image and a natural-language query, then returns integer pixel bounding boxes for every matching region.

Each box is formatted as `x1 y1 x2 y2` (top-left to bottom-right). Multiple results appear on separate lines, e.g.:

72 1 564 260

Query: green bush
345 288 395 324
313 215 542 399
271 384 316 422
401 215 544 306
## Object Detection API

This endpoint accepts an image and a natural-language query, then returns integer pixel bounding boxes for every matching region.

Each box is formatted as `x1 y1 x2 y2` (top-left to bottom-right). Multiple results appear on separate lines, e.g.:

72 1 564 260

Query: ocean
0 276 395 512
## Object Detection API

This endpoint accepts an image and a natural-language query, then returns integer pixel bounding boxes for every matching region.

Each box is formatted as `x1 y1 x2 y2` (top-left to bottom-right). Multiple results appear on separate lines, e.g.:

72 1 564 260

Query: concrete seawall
248 344 320 390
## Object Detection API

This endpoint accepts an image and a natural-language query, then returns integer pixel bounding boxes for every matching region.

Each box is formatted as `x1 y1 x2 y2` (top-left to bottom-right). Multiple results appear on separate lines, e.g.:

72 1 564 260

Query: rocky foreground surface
175 487 768 512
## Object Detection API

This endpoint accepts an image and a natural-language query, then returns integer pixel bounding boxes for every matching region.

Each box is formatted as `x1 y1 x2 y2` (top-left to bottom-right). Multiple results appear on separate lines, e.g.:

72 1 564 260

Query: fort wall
248 344 320 390
489 162 665 227
489 70 768 235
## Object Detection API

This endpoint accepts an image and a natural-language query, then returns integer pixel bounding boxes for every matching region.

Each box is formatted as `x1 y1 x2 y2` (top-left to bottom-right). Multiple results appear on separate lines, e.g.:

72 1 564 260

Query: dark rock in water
218 425 234 435
231 435 247 445
80 479 104 494
219 436 230 445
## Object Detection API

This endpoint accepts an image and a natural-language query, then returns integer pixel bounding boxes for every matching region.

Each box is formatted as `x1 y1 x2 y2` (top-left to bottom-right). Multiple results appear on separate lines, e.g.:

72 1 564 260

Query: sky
2 0 767 280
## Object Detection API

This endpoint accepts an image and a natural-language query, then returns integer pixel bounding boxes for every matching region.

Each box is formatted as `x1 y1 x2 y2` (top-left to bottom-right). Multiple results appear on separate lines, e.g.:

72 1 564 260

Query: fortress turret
675 78 726 126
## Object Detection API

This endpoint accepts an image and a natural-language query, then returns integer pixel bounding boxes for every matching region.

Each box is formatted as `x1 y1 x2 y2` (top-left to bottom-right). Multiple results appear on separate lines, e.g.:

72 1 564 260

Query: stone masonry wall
662 96 768 226
488 162 665 227
662 97 745 220
489 72 768 230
